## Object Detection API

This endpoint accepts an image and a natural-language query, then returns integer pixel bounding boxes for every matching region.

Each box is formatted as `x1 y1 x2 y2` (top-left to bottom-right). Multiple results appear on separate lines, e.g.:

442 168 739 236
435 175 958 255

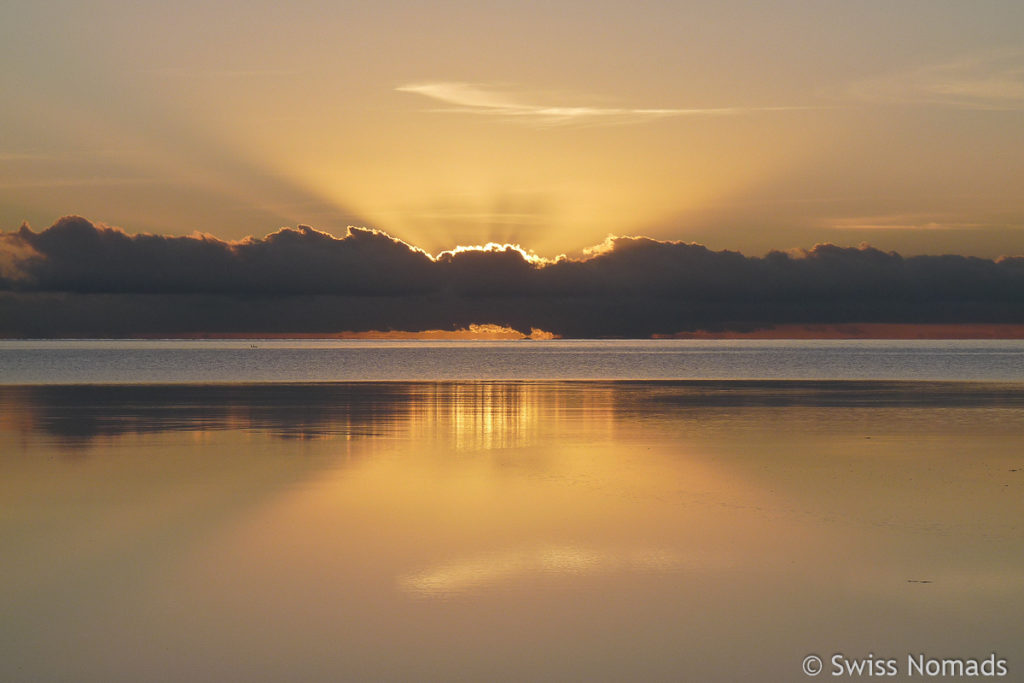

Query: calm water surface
1 380 1022 681
2 338 1024 383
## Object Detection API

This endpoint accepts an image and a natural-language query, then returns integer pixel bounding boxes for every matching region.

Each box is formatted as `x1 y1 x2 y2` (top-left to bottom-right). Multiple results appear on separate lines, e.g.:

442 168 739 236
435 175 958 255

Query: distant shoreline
653 323 1024 340
5 323 1024 341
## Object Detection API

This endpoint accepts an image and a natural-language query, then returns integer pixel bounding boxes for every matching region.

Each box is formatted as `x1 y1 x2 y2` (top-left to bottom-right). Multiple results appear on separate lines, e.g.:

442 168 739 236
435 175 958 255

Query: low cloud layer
2 216 1023 337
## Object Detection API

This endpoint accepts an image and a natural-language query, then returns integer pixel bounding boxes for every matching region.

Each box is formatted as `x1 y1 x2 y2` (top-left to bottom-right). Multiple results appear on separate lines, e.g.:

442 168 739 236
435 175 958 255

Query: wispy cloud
397 82 806 127
143 67 300 79
0 177 158 189
0 152 51 162
847 49 1024 110
827 214 987 231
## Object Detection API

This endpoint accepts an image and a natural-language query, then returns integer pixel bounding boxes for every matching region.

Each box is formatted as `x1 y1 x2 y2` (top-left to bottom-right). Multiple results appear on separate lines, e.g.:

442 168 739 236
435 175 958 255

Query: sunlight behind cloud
4 2 1024 257
434 242 558 265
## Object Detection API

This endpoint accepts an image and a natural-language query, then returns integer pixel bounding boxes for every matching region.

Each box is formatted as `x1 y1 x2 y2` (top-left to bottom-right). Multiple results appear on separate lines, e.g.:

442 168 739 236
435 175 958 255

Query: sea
1 340 1022 681
2 338 1024 383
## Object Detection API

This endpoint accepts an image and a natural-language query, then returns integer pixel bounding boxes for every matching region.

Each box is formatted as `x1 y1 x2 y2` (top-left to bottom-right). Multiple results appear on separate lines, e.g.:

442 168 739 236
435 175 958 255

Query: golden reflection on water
1 382 1023 682
400 382 618 451
399 544 693 596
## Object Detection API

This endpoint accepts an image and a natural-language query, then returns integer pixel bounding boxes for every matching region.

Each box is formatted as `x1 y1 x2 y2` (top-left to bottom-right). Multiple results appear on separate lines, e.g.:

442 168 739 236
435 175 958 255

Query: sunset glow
434 242 557 265
3 3 1024 258
4 4 1024 682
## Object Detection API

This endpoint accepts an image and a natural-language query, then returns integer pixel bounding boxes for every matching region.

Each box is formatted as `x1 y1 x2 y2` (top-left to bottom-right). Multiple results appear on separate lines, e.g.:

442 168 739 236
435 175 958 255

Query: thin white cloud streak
0 152 52 161
397 82 809 126
847 49 1024 110
827 214 987 231
0 177 159 189
143 67 301 79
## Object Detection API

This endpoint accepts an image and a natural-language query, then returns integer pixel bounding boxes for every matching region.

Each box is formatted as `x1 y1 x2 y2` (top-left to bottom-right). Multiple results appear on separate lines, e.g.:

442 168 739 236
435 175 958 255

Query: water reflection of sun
412 383 543 451
400 383 617 451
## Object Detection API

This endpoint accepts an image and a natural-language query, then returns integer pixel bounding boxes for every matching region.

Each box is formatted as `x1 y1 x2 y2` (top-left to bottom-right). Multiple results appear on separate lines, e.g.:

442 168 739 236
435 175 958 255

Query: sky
2 1 1024 258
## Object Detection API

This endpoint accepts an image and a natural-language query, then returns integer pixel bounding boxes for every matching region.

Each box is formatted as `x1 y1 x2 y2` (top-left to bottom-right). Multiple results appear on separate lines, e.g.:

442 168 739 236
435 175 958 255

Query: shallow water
1 381 1022 681
2 338 1024 383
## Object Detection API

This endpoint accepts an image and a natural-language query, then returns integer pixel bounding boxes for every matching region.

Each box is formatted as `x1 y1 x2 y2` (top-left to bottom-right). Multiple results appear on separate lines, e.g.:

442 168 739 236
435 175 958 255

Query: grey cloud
1 216 1023 337
8 216 436 295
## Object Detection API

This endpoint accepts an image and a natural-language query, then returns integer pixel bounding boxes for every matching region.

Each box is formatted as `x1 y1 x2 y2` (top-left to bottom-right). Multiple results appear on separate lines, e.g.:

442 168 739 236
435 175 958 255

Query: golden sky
2 1 1023 257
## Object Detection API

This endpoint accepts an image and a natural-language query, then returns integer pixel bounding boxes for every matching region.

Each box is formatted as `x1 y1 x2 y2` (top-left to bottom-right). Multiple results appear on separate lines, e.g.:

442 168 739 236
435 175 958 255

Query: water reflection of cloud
4 380 1021 453
0 382 620 452
0 384 422 448
398 545 715 597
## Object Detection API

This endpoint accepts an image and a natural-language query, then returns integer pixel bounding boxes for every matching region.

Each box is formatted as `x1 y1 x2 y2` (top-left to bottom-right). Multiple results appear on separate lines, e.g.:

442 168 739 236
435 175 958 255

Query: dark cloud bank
2 216 1023 337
